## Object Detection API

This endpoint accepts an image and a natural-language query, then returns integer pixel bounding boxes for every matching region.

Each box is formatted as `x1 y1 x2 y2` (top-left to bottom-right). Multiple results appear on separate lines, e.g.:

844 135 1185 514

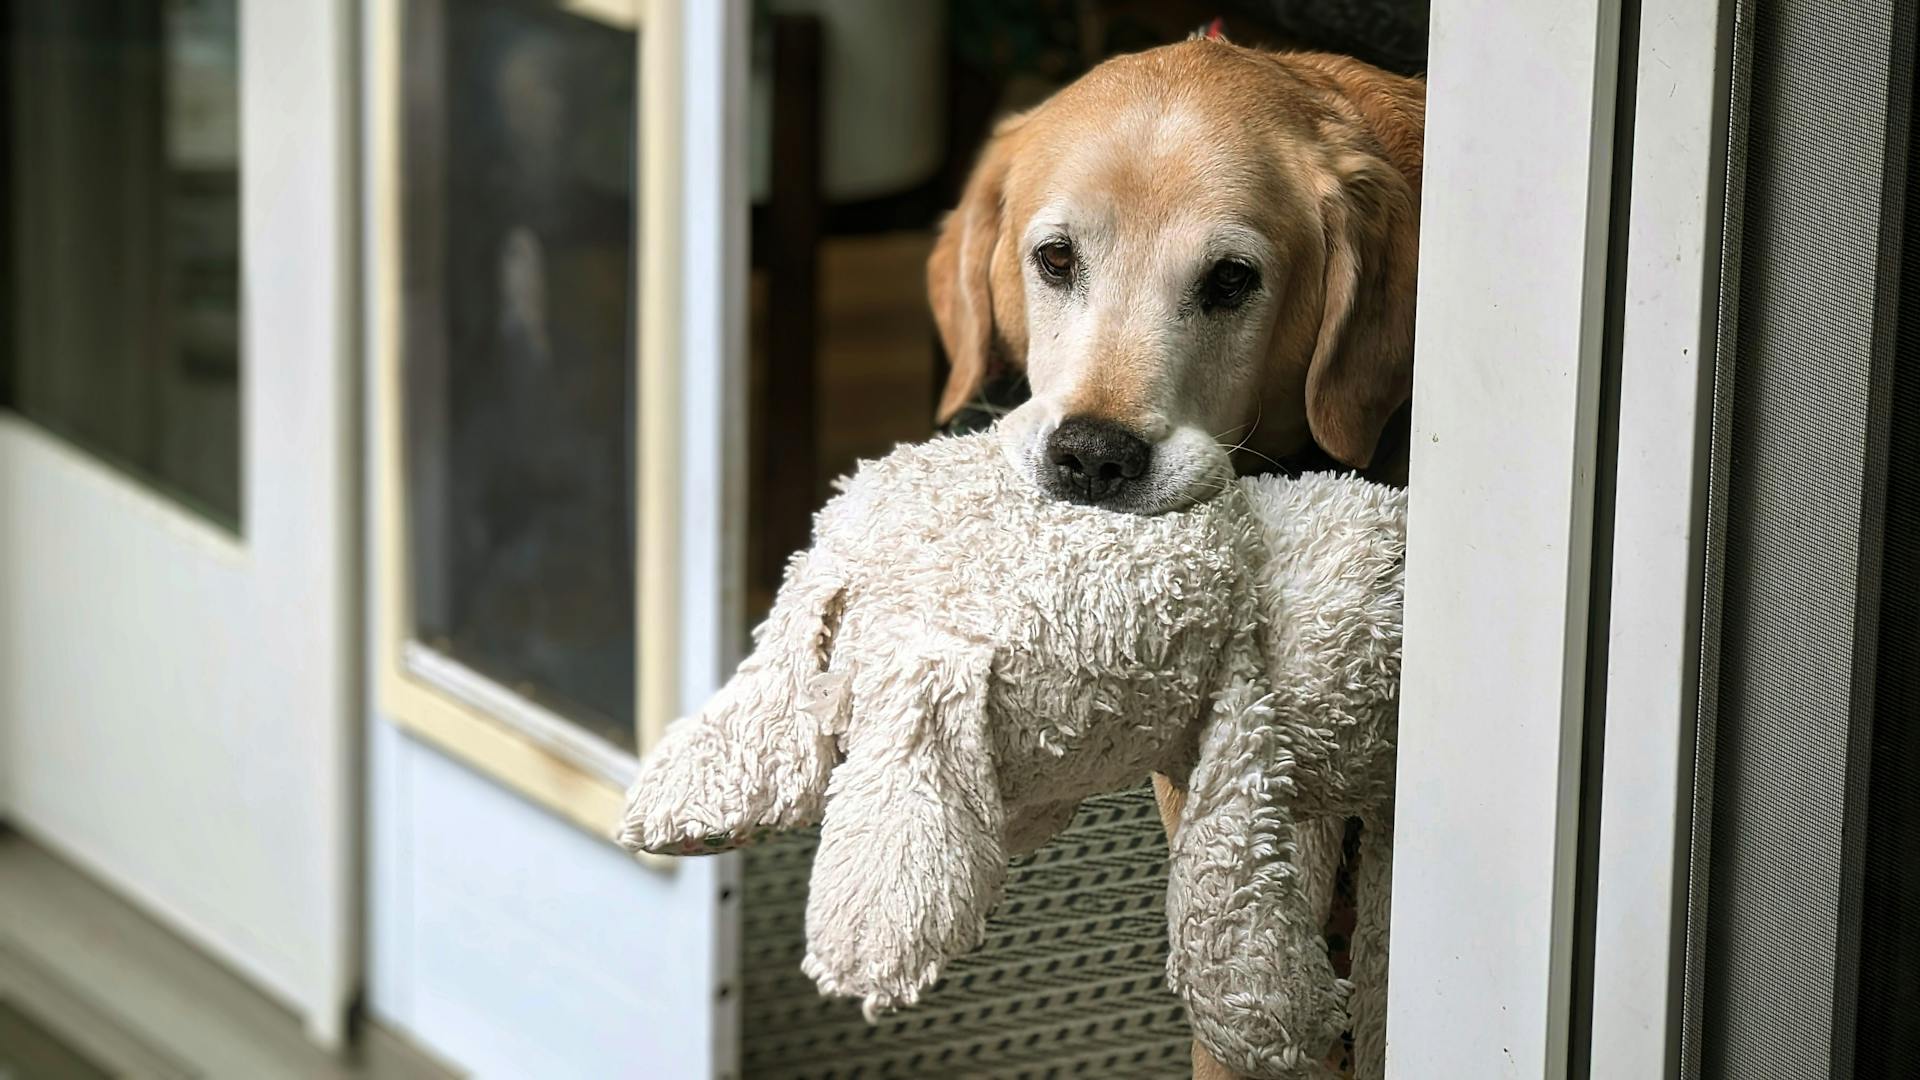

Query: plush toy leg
1348 819 1392 1080
1156 767 1246 1080
1167 677 1349 1080
1294 814 1348 941
1156 768 1241 1077
801 646 1007 1020
1161 774 1348 1080
620 566 846 855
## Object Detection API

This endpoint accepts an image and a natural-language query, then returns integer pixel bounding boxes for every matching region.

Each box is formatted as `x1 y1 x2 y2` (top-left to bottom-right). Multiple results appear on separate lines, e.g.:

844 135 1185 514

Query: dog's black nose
1045 417 1152 504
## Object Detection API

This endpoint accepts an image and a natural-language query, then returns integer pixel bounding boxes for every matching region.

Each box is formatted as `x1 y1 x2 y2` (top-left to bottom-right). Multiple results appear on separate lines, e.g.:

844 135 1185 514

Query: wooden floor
0 825 458 1079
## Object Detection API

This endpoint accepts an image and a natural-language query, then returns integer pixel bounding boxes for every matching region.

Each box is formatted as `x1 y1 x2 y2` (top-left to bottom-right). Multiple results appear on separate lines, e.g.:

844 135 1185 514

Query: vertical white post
1388 0 1623 1075
1587 2 1737 1076
676 1 751 1076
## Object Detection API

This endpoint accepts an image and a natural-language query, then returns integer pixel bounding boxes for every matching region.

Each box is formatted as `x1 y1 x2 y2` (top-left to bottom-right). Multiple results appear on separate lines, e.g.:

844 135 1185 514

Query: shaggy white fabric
1168 472 1405 1079
620 431 1403 1079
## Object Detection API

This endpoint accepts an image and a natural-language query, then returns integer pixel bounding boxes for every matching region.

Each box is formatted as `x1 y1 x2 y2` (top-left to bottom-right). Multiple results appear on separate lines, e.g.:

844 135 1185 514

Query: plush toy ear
619 557 847 856
1166 642 1349 1079
801 643 1006 1019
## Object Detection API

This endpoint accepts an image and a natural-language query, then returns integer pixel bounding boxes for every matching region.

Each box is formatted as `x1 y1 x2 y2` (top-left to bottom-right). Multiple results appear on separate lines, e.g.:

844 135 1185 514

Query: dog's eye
1203 259 1258 309
1034 241 1075 284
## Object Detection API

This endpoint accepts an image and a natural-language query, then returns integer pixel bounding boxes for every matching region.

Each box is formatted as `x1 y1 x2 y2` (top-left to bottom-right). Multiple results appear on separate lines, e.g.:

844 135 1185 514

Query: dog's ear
929 112 1030 425
1301 60 1423 469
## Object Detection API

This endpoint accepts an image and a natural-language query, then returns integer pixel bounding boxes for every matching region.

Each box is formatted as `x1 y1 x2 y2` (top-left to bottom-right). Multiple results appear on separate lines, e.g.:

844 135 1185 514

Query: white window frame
1388 0 1624 1074
366 0 743 844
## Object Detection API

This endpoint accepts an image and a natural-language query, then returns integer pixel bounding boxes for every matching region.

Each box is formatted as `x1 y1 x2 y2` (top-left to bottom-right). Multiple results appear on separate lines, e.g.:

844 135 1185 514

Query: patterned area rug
741 786 1194 1079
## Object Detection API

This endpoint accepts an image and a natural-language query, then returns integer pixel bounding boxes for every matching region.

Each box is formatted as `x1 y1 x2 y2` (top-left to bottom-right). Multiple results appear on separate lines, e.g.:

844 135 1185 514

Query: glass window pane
4 0 243 528
402 0 637 751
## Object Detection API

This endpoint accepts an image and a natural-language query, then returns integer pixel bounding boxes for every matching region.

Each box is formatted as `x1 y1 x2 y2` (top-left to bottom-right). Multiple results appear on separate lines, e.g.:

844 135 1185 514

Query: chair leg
756 13 823 599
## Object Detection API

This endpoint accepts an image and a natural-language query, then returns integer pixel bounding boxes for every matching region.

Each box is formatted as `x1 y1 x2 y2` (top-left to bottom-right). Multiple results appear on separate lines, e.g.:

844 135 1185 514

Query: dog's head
930 40 1423 513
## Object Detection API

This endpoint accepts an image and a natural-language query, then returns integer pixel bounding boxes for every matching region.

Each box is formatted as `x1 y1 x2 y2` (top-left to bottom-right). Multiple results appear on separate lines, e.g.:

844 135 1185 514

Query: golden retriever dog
930 36 1423 508
928 36 1424 1080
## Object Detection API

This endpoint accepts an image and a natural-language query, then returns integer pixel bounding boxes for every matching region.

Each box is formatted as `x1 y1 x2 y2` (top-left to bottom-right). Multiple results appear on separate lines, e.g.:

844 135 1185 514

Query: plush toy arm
802 644 1006 1020
619 558 847 855
1168 666 1348 1080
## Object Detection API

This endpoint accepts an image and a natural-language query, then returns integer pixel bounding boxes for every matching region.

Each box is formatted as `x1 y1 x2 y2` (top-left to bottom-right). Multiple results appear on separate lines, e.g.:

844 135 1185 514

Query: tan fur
929 40 1424 478
930 112 1031 421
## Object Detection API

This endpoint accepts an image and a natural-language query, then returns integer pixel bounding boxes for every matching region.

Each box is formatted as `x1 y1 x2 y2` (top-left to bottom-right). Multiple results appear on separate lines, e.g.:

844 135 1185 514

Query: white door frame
1587 1 1741 1075
0 0 359 1046
679 10 751 1069
1388 0 1624 1074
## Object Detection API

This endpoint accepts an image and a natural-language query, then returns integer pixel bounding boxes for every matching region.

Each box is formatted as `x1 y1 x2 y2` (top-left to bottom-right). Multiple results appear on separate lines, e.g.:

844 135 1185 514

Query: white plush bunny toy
620 431 1404 1080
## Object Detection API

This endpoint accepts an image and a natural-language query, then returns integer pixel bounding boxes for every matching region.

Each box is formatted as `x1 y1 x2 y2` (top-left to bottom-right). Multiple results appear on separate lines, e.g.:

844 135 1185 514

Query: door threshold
0 824 461 1079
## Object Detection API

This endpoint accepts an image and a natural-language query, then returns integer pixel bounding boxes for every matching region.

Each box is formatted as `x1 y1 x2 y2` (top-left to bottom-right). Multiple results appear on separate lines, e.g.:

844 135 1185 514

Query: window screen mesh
1689 0 1917 1075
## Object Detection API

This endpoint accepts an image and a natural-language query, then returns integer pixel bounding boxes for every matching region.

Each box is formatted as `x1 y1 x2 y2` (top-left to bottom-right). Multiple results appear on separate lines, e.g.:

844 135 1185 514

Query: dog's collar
1192 17 1228 42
